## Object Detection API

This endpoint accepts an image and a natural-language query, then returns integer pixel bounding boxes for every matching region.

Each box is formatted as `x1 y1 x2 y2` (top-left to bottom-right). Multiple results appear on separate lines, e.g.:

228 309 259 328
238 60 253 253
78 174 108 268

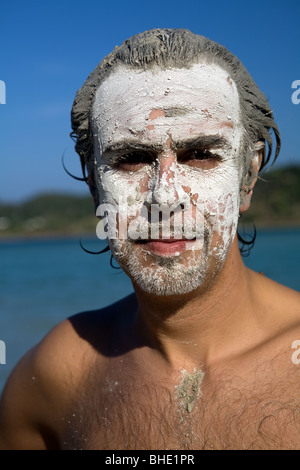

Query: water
0 229 299 394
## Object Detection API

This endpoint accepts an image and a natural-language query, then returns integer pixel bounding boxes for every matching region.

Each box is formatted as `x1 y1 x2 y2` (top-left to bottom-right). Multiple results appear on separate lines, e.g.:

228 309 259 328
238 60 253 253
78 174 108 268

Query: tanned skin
0 55 299 450
0 237 300 450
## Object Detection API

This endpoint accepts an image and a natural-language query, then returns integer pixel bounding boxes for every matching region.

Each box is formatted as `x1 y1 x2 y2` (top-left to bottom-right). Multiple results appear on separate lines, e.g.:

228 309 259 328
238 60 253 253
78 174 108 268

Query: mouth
136 237 197 256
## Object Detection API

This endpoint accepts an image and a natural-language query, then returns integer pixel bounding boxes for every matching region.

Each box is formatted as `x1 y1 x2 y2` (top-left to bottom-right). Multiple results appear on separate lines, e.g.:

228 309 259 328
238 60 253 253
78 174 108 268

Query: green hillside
241 165 300 227
0 193 97 237
0 166 299 238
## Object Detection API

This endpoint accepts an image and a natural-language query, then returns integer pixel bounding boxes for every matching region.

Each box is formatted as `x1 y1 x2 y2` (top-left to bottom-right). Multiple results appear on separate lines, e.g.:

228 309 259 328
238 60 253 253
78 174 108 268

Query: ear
239 143 264 213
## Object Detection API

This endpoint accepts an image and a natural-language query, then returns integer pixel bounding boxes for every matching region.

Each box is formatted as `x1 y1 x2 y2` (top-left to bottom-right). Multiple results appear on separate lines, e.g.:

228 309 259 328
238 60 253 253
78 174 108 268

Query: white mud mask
91 63 244 295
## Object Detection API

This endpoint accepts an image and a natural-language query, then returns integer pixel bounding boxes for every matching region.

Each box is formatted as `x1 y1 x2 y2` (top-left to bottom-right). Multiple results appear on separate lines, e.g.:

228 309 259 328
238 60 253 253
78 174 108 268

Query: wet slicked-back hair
71 28 280 201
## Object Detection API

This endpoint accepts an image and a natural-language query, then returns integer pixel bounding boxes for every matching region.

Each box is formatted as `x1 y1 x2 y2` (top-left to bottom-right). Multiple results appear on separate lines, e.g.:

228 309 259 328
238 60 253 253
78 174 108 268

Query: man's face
91 63 244 295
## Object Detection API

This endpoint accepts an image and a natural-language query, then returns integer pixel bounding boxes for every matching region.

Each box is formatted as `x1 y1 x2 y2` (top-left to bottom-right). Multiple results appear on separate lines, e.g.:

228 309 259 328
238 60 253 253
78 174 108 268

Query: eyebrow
103 140 162 154
174 135 229 150
102 135 229 154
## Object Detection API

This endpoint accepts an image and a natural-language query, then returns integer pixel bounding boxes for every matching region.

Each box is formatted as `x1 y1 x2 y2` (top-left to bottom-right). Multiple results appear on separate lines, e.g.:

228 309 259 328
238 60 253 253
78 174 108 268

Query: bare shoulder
246 269 300 365
0 293 137 449
0 318 81 449
249 268 300 321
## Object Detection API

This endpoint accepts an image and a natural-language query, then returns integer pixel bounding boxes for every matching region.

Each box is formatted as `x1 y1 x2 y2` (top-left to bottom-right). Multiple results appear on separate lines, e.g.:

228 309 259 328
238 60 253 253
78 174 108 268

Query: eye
178 149 222 169
115 151 154 171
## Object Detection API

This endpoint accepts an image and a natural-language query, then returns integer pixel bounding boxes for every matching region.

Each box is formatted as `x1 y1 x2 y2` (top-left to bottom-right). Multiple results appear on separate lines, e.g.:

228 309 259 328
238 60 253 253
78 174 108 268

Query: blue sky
0 0 299 202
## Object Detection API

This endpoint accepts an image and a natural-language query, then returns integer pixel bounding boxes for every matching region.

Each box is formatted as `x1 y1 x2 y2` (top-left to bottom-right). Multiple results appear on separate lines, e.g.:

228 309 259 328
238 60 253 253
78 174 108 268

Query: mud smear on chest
175 368 205 413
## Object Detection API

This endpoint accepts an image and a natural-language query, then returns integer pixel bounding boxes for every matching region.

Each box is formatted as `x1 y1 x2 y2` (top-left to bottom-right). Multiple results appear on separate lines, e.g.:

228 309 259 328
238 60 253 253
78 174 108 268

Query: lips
137 238 196 256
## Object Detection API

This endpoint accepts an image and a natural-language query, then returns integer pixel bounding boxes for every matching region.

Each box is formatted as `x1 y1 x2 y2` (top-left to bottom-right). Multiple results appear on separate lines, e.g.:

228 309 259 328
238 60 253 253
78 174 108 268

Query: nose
146 148 190 208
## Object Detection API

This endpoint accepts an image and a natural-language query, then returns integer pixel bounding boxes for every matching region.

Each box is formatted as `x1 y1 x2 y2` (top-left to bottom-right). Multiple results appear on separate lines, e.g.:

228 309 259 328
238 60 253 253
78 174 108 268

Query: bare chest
61 366 300 450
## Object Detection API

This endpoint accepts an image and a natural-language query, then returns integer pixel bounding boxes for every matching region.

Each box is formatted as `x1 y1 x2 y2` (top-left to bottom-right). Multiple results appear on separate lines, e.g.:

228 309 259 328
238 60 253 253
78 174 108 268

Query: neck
134 238 257 369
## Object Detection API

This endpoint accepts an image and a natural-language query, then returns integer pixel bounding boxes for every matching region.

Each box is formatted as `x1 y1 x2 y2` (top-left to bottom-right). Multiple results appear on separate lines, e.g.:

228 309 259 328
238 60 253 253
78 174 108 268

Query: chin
110 239 211 296
109 226 234 296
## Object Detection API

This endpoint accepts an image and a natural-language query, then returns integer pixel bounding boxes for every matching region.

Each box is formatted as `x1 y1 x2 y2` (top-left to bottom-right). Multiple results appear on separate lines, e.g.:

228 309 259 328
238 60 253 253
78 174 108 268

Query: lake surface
0 228 299 394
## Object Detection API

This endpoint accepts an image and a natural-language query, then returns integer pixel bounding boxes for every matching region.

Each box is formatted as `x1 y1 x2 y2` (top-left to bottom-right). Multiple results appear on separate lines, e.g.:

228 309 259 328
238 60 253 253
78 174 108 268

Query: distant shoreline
0 231 99 243
1 167 300 238
0 225 299 244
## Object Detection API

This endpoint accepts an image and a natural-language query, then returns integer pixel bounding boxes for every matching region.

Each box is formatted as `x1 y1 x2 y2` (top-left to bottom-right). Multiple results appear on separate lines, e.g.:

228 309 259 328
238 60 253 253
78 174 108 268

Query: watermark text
291 340 300 365
95 201 205 244
0 80 6 104
0 340 6 364
291 80 300 105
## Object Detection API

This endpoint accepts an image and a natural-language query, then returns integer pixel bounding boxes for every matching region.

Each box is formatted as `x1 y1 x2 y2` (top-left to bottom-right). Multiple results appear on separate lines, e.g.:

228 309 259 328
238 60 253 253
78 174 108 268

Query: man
0 28 299 450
